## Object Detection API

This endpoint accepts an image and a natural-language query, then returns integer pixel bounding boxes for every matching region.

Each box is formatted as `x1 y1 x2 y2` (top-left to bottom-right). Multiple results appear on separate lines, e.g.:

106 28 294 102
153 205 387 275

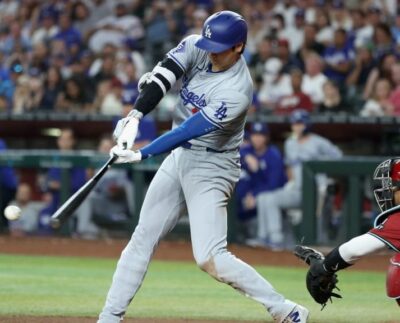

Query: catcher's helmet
195 11 247 53
289 109 311 133
373 158 400 212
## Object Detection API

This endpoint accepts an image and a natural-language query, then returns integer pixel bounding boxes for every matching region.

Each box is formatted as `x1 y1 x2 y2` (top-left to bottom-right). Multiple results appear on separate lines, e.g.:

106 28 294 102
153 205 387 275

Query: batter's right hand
110 146 142 164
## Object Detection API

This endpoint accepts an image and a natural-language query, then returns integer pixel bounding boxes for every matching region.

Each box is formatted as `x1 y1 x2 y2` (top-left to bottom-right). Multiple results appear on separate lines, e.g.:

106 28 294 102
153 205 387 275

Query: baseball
4 205 22 221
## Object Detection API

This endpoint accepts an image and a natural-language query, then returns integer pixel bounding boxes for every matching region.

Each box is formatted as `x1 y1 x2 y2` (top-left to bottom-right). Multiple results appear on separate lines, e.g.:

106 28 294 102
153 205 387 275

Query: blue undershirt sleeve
139 112 218 159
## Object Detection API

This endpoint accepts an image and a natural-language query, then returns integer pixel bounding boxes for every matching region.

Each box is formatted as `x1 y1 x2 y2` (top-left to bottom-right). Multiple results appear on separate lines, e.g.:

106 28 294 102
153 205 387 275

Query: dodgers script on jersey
167 34 253 151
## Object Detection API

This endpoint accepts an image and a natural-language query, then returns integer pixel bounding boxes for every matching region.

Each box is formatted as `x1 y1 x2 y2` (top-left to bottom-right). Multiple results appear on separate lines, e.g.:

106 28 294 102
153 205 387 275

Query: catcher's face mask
373 159 400 212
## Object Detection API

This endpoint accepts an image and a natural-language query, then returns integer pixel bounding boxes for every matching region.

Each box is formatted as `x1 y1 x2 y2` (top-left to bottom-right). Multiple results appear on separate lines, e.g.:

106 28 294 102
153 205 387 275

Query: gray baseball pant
98 147 297 322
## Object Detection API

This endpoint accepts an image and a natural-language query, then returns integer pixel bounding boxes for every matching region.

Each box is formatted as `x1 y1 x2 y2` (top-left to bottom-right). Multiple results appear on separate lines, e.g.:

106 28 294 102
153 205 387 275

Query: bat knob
50 218 61 229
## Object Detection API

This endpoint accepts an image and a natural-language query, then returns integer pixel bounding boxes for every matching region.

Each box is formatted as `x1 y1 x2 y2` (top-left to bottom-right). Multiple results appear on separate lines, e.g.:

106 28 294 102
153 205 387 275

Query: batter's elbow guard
386 253 400 305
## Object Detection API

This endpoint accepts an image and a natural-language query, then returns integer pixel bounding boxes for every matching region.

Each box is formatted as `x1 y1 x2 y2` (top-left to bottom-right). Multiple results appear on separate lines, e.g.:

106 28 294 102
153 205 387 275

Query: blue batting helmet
195 11 247 53
290 109 311 132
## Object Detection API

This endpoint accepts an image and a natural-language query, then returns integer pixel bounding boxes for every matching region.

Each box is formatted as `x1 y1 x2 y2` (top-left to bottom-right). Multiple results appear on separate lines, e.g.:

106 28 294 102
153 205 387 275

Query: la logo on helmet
205 25 212 38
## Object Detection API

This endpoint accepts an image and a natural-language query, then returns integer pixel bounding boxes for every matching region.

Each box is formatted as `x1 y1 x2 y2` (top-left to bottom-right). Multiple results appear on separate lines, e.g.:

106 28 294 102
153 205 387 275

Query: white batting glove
113 109 143 150
110 146 142 164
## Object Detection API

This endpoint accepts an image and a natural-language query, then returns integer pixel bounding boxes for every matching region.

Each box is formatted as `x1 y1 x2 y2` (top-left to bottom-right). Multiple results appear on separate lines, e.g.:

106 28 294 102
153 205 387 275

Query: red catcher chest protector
387 253 400 305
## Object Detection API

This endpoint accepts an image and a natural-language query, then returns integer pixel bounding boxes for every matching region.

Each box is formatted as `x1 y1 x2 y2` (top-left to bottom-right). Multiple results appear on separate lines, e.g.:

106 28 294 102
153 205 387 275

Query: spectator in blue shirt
0 61 24 111
53 13 82 50
236 123 286 242
323 28 355 84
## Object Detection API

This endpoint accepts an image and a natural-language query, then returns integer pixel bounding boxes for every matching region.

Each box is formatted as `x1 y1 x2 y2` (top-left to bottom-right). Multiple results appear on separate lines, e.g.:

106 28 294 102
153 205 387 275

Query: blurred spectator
249 36 274 85
315 9 334 45
363 53 397 99
0 0 19 23
237 123 286 243
366 6 383 28
389 63 400 114
100 78 124 116
391 11 400 45
71 1 93 38
30 42 49 75
296 23 325 70
322 28 355 85
144 0 177 64
39 66 63 111
251 110 342 250
373 22 396 61
302 52 328 105
330 0 352 30
0 95 8 112
31 8 59 46
258 58 292 110
90 51 116 88
12 72 43 114
88 2 144 54
185 8 208 36
319 80 346 114
56 77 93 112
36 192 55 236
0 61 24 111
45 128 87 211
276 39 298 73
280 9 305 54
53 13 82 51
349 9 374 48
0 138 18 232
0 21 31 55
346 43 375 95
360 78 394 116
7 183 44 236
275 68 314 115
120 61 140 104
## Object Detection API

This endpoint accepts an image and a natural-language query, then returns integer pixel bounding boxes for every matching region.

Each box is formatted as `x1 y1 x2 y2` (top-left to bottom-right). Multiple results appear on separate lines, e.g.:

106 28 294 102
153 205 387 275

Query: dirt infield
0 236 394 323
0 235 393 271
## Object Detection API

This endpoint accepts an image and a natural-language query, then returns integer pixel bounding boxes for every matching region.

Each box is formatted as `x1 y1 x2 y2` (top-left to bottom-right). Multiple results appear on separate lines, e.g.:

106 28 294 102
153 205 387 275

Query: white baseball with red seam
4 205 21 221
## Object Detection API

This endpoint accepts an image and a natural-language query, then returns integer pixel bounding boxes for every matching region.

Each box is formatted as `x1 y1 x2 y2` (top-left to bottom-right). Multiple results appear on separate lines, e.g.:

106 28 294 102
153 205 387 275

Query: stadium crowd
0 0 399 117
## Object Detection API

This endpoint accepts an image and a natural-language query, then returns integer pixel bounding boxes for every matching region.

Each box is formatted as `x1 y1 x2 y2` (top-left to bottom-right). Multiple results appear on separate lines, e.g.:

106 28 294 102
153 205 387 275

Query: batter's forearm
140 112 218 159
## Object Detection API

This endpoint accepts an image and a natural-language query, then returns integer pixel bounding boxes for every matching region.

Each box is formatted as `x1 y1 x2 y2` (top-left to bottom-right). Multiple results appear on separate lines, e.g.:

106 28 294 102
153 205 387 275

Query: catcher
294 158 400 308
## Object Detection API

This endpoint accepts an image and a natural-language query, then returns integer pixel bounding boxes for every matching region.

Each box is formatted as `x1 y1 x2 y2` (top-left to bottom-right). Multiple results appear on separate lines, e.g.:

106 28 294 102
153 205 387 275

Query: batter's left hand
110 146 142 164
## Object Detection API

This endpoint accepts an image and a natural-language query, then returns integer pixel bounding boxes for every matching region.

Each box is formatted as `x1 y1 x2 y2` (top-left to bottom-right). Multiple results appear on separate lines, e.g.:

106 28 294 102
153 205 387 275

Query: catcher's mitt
294 245 342 309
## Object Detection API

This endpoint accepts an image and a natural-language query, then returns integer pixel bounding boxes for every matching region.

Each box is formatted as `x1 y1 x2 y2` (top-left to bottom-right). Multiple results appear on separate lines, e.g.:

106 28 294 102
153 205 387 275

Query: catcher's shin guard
387 253 400 305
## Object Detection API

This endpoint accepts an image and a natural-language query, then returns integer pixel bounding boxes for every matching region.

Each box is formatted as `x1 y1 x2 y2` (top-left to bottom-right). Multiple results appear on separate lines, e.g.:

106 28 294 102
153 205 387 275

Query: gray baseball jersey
285 133 343 188
167 35 253 151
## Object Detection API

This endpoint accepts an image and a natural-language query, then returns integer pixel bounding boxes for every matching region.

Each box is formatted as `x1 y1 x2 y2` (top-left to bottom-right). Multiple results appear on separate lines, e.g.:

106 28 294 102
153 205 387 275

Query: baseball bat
50 155 117 229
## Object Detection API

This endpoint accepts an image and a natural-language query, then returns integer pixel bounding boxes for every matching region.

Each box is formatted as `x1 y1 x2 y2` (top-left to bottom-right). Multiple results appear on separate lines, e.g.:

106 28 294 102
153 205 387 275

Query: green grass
0 254 399 322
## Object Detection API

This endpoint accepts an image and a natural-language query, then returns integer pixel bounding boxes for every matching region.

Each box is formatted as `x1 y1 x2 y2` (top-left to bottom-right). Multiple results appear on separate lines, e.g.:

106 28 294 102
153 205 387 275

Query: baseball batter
98 11 308 323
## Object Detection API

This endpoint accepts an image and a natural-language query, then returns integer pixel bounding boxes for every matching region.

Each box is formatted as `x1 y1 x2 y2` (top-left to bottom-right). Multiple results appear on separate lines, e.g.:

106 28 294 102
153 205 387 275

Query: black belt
181 142 236 153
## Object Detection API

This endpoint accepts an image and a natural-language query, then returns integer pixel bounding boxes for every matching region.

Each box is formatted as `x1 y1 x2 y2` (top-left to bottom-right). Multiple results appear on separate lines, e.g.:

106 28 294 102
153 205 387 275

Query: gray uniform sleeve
317 136 343 159
284 138 296 166
166 34 202 73
200 90 250 129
